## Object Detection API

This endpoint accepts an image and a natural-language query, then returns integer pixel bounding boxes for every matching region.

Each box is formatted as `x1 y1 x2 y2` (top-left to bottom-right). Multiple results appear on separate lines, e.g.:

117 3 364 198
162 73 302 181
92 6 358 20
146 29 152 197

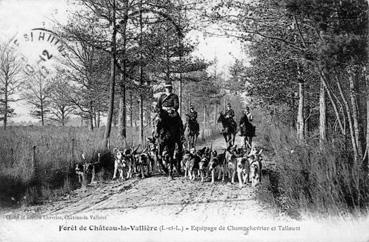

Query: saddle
157 109 182 141
226 118 237 133
162 107 178 118
188 119 199 133
241 123 255 137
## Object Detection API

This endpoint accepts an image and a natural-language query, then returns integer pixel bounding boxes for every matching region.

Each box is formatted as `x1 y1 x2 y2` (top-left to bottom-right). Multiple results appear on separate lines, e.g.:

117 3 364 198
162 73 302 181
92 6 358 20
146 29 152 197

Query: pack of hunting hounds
75 138 263 188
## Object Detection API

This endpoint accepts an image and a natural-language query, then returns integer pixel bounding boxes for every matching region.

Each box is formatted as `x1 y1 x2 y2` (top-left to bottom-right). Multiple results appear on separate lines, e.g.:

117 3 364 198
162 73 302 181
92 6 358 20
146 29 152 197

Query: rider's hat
190 105 194 109
164 81 173 88
227 103 231 107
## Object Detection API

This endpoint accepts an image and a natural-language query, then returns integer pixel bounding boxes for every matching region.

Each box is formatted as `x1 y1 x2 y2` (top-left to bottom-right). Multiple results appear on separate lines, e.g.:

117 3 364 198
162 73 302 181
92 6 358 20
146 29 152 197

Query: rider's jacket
239 113 250 126
156 93 179 112
246 111 253 122
225 109 235 119
187 110 197 121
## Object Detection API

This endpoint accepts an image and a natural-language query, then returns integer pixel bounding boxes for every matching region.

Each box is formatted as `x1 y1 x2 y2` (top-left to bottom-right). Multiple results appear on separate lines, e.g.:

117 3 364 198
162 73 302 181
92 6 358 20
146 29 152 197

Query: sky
0 0 246 123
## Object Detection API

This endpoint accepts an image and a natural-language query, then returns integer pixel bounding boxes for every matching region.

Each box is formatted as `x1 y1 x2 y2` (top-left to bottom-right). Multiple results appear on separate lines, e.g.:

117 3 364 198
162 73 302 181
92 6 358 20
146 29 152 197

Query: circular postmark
11 27 67 78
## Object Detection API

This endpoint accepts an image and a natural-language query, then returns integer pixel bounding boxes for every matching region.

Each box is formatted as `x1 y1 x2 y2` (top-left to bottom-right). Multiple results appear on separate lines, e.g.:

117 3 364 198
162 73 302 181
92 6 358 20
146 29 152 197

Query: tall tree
0 40 23 129
60 41 109 131
47 73 76 126
22 73 51 126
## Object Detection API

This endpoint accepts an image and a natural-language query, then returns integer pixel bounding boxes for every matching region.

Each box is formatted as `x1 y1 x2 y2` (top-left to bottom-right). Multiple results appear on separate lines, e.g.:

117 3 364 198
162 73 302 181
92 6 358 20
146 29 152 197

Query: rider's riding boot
180 125 185 143
155 122 161 138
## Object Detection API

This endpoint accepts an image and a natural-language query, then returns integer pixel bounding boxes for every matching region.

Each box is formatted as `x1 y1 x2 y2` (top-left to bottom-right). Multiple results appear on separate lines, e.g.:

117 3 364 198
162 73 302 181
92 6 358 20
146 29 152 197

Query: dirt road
2 136 367 242
5 135 280 220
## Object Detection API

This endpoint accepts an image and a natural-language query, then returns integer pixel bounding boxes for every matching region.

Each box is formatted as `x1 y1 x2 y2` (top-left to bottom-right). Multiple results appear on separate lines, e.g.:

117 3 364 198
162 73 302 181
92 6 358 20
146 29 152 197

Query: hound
112 148 131 180
208 150 225 183
182 151 192 178
146 137 160 173
225 146 238 184
135 147 154 178
248 147 263 187
199 156 209 182
236 157 250 188
183 148 200 180
75 153 90 185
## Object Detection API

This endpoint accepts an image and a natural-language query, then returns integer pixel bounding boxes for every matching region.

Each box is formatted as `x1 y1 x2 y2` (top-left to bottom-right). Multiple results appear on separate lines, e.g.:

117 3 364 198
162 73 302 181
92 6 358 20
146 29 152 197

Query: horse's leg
168 144 175 179
227 134 232 148
187 135 190 150
223 133 228 147
158 144 168 175
176 140 183 175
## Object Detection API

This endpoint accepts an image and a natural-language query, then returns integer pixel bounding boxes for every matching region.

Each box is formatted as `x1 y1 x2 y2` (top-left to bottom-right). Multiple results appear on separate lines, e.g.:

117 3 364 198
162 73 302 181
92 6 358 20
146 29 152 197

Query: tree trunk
102 0 117 148
364 0 369 173
118 75 126 138
130 91 133 127
321 71 345 135
203 104 206 126
3 81 8 130
319 78 327 146
61 110 65 126
178 0 183 118
97 111 101 128
139 0 144 145
296 81 304 140
89 101 94 131
349 70 363 162
364 65 369 172
214 103 218 124
41 105 44 126
305 104 310 135
117 0 129 140
139 95 144 144
93 110 97 128
40 89 44 126
146 105 151 128
337 75 358 163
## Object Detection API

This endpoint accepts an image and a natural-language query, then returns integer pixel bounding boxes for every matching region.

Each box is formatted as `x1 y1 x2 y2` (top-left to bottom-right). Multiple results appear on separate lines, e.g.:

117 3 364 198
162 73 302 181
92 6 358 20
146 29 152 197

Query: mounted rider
239 106 255 148
224 103 237 132
186 105 199 135
155 81 184 141
245 106 253 122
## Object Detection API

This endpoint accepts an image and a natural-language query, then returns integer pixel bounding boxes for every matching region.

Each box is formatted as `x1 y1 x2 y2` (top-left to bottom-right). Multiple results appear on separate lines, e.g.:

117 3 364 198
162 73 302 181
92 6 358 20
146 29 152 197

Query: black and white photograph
1 0 369 241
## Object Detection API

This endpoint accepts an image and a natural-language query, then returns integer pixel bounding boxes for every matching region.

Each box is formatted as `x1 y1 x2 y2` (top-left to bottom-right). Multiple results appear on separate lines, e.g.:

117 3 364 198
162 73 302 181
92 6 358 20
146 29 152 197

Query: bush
257 115 369 216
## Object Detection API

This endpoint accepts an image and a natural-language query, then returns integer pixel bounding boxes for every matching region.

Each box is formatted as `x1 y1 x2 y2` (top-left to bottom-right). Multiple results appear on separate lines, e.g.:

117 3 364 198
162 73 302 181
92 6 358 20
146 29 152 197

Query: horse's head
217 112 224 124
185 113 190 121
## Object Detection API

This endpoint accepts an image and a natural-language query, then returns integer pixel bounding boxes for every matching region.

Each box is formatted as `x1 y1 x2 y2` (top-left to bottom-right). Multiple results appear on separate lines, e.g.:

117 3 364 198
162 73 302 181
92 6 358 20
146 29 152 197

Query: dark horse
184 114 199 149
217 112 237 147
240 120 255 150
156 110 183 178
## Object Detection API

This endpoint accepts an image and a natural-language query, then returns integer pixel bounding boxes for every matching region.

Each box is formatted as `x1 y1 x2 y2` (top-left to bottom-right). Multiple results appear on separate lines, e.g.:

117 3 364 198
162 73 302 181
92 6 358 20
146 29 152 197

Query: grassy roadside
0 124 219 207
252 111 369 218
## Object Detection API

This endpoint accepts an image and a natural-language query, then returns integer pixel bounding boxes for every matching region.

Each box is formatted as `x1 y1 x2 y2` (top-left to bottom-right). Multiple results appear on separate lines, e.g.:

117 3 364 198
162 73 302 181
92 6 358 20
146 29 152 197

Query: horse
184 114 199 149
240 117 255 151
155 109 183 178
217 112 237 147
